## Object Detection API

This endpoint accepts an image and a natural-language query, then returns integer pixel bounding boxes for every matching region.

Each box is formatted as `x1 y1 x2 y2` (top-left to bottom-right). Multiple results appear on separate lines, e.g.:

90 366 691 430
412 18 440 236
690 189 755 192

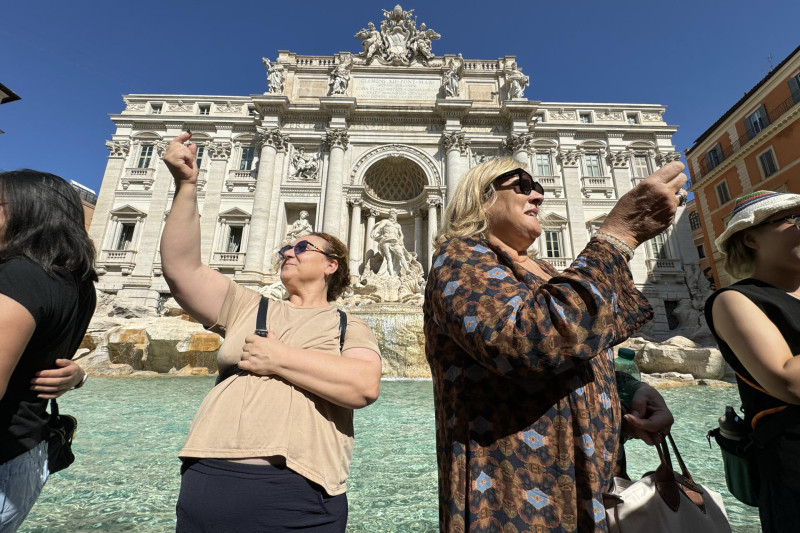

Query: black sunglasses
278 240 330 259
491 169 544 196
754 214 800 230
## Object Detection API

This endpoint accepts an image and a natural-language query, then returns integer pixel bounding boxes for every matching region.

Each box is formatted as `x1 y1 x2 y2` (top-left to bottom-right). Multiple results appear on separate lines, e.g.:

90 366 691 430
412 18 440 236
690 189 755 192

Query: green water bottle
615 348 641 408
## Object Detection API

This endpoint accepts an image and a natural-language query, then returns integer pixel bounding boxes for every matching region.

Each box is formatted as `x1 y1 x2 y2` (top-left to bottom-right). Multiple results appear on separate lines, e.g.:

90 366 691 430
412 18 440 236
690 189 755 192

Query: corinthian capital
441 131 470 154
656 151 682 166
256 127 287 151
426 197 442 209
607 149 631 168
503 133 534 154
325 128 350 150
105 140 130 158
207 141 232 160
557 149 581 167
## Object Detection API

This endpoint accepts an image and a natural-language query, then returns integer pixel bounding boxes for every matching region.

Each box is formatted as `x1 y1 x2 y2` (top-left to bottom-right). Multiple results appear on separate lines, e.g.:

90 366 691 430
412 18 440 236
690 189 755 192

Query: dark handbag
47 398 77 474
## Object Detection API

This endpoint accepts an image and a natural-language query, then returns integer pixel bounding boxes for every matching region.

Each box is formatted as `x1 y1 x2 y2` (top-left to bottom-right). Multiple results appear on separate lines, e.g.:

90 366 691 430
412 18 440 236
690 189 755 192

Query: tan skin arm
239 331 382 409
0 294 36 400
160 132 230 326
712 291 800 404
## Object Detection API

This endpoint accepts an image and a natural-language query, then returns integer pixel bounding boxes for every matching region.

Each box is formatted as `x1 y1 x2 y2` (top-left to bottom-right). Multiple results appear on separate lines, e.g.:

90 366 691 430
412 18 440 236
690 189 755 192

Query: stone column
413 210 423 259
426 198 441 270
322 129 349 239
240 127 286 284
442 131 470 202
348 199 363 277
91 141 130 258
506 133 534 166
557 147 590 253
199 141 232 263
365 209 378 255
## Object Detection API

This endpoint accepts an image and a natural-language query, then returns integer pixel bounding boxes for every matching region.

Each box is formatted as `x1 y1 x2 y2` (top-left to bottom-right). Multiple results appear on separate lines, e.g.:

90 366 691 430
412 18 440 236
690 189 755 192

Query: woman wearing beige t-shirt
161 133 382 532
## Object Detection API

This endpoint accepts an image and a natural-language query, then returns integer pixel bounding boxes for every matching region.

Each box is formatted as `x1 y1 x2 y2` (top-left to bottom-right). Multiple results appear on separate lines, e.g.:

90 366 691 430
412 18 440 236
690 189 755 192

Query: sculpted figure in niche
283 211 313 245
371 209 411 277
262 58 285 94
328 57 352 96
506 62 529 100
290 148 319 181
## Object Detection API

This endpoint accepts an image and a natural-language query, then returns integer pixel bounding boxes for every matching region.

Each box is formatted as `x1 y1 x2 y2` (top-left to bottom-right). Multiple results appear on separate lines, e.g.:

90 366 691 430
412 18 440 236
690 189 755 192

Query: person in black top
705 190 800 533
0 170 97 532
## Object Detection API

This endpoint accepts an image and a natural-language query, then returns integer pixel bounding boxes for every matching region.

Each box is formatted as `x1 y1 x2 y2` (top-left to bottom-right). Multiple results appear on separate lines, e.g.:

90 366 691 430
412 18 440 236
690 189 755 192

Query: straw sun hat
715 190 800 254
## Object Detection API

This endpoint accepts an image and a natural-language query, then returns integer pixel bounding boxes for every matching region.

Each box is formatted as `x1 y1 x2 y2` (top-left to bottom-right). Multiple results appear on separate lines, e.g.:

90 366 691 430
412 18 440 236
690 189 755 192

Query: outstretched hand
601 161 688 249
623 383 674 445
30 359 85 399
163 132 198 185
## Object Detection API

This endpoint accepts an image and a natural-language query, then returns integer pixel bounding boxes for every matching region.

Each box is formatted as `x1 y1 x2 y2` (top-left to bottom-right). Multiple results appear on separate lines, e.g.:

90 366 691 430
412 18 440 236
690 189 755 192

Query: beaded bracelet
594 231 635 261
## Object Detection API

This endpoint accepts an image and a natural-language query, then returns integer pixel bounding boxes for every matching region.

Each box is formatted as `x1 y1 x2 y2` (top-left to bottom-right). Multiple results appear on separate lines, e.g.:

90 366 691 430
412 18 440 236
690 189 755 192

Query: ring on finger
675 189 688 207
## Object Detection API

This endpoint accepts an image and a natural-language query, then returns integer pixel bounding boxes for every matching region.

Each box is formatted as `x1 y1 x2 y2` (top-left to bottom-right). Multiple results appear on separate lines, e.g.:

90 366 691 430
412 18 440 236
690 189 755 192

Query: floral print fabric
423 236 653 532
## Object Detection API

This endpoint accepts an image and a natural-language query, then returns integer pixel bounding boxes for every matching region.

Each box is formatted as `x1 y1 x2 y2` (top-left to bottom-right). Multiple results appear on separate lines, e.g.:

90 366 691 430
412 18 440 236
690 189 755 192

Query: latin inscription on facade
354 77 440 101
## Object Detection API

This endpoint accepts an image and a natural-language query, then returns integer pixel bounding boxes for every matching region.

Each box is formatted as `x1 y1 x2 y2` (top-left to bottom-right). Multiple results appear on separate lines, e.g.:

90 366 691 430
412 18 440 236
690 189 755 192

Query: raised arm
160 132 230 326
712 291 800 404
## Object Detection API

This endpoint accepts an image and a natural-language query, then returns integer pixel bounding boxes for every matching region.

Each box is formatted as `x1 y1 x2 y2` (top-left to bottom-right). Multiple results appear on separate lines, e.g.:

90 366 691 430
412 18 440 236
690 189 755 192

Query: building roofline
687 44 800 153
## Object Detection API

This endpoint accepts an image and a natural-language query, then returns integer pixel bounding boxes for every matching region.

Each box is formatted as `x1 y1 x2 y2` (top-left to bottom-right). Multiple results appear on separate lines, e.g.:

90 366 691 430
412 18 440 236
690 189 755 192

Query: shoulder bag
47 398 78 474
604 433 731 533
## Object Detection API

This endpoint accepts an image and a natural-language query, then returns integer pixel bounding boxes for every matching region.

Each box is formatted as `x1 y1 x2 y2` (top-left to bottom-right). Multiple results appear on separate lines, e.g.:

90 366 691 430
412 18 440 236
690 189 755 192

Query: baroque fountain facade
83 5 708 378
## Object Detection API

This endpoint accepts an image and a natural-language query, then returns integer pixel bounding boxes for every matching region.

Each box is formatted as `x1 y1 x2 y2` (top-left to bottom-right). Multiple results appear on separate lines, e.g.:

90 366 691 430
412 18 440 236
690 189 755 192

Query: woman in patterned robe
424 157 685 532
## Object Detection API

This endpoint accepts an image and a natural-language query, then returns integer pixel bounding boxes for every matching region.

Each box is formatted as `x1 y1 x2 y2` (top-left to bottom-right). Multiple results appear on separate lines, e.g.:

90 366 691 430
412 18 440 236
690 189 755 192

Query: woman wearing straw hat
705 190 800 533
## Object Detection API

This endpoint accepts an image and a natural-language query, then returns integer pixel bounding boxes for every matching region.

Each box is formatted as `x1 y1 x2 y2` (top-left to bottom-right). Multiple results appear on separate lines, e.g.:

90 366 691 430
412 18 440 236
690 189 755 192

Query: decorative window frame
756 146 779 179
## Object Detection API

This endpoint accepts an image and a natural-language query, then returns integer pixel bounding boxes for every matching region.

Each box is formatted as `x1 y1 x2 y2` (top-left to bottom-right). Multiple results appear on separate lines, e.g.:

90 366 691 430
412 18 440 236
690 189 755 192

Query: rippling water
20 378 760 532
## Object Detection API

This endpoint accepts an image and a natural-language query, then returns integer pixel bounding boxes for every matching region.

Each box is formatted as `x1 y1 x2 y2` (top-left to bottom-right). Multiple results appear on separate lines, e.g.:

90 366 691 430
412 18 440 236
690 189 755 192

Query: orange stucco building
686 44 800 288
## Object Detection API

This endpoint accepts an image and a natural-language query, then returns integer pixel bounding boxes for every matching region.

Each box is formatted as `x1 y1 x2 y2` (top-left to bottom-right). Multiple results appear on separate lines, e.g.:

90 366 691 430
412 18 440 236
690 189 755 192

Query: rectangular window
579 113 591 124
545 231 562 257
697 244 706 259
239 147 255 171
226 226 243 253
535 153 552 176
195 145 205 169
198 104 210 115
789 73 800 104
706 143 723 171
650 233 668 259
137 145 153 168
715 181 731 205
151 104 162 115
759 149 778 178
747 108 767 136
585 154 601 177
627 114 639 125
633 155 650 177
115 223 135 250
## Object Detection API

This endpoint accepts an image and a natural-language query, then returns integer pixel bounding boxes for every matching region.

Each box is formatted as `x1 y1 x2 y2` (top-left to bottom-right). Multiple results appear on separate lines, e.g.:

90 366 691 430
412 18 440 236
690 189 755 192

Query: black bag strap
255 296 269 338
337 308 347 351
49 398 60 418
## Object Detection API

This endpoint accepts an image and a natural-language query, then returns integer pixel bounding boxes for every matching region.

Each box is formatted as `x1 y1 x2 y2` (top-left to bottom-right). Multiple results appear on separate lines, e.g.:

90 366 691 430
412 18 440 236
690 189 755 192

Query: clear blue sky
1 0 798 194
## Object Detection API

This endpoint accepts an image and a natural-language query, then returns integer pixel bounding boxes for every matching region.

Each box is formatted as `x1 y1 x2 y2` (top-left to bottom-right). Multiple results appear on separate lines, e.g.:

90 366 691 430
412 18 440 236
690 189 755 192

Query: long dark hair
0 169 97 282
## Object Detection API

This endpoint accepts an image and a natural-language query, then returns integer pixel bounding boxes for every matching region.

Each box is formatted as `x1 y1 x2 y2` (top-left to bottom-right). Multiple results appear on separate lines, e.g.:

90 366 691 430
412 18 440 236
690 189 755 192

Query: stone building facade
89 5 697 339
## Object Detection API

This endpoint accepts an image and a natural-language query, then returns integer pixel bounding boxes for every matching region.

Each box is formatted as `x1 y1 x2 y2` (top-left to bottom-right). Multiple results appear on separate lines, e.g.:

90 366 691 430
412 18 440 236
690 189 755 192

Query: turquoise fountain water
20 378 761 532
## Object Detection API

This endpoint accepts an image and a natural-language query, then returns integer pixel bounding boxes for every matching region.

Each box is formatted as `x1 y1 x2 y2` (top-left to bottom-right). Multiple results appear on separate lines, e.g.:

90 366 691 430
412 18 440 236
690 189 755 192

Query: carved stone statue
441 54 463 98
355 22 382 63
283 211 313 245
262 58 285 94
328 56 352 96
370 209 411 277
289 148 319 181
506 62 529 99
354 5 440 65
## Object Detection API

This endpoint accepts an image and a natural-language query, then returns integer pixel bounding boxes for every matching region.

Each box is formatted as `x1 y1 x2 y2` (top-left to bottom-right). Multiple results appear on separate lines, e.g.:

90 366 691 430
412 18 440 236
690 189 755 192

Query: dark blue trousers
176 459 347 532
